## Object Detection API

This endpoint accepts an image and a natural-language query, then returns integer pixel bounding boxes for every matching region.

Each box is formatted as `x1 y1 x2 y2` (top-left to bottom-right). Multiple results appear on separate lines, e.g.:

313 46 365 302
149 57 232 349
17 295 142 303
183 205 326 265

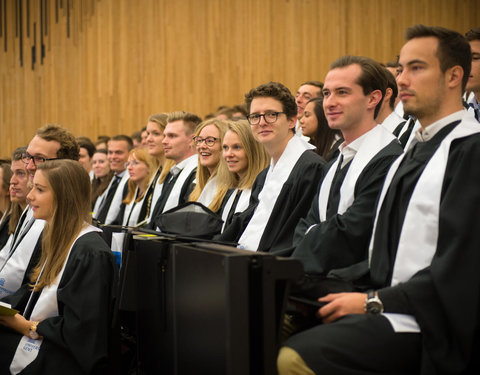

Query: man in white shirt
279 25 479 375
0 124 79 298
220 82 325 252
95 135 132 224
466 27 480 122
294 81 323 136
149 111 201 227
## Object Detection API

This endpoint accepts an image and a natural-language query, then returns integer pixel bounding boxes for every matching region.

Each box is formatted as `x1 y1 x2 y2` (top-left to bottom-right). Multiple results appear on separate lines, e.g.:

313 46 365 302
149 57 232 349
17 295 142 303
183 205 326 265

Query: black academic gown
148 168 196 230
0 214 10 249
0 231 118 375
291 139 403 276
220 150 325 253
369 122 480 374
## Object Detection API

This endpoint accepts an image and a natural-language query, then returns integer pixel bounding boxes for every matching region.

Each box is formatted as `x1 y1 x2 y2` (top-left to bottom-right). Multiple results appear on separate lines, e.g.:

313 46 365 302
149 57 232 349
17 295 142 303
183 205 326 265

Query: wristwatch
28 321 40 340
365 290 384 314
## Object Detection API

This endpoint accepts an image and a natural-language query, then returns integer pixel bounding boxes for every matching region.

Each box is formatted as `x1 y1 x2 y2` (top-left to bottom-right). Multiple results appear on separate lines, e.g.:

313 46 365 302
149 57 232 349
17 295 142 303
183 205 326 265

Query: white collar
415 110 464 142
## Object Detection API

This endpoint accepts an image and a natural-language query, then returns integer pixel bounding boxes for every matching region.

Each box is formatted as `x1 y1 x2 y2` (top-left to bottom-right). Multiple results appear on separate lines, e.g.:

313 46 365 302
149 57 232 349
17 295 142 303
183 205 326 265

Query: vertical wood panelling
0 0 479 157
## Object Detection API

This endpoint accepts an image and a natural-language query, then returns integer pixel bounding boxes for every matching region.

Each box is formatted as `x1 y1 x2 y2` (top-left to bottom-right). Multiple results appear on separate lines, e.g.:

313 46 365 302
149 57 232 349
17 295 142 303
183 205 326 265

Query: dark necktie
97 175 121 223
326 155 350 219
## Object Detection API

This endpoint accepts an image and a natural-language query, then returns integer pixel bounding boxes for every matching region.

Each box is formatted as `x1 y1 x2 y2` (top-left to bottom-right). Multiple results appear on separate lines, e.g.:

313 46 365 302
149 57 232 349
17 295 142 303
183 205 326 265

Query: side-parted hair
76 136 96 158
221 120 270 190
36 124 80 161
384 68 398 110
189 118 230 212
245 82 297 120
123 148 160 205
9 147 27 234
406 24 472 91
109 134 134 151
300 81 324 97
465 27 480 42
330 55 388 118
30 160 92 291
307 97 343 161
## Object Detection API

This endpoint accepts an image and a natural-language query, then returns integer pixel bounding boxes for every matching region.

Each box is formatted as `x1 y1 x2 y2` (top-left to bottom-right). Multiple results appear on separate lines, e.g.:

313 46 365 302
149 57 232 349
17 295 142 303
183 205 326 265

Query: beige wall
0 0 478 157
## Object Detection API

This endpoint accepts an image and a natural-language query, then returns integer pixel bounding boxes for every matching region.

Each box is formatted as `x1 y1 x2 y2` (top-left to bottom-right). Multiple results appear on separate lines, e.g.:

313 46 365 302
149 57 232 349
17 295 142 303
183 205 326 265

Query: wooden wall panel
0 0 478 157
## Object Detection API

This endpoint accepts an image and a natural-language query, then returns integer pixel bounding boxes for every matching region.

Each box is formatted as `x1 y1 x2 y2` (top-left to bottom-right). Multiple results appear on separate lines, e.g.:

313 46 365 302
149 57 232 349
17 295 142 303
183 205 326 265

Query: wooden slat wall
0 0 478 157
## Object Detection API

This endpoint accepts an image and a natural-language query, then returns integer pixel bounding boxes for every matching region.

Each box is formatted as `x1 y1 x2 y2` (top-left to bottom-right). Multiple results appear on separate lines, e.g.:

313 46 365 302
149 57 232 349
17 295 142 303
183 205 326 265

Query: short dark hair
76 136 96 158
406 24 472 91
465 27 480 42
36 124 80 161
110 134 134 150
330 56 387 118
245 81 297 119
385 60 399 68
384 68 398 110
300 81 324 97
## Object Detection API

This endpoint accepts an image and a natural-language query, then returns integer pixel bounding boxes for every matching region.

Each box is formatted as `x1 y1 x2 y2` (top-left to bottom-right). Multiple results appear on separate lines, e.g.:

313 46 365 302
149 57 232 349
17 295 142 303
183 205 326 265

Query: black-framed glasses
246 111 285 125
193 136 218 147
21 153 59 166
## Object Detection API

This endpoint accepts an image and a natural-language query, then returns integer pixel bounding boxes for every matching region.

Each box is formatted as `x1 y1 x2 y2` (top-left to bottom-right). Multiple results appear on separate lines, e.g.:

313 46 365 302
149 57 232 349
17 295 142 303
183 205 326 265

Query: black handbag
154 201 224 239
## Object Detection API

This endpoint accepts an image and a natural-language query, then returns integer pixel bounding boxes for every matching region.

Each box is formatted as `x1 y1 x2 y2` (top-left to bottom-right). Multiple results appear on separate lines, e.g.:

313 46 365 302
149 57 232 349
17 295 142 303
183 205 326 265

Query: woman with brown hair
91 148 114 214
0 159 117 374
0 162 12 249
299 97 343 161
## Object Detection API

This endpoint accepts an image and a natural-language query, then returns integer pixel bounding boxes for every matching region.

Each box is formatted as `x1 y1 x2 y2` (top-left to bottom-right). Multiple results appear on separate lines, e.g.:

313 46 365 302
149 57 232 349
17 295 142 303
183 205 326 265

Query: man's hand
316 292 367 323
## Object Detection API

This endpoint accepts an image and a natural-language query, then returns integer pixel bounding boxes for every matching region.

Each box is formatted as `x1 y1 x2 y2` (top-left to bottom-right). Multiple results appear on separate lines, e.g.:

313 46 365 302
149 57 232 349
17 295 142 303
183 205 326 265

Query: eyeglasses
193 136 218 147
21 153 59 166
246 111 285 125
124 160 143 168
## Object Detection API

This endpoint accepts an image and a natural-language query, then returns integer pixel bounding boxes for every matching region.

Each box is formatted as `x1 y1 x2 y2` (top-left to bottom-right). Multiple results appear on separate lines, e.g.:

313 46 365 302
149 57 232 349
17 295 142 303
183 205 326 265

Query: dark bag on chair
154 201 224 239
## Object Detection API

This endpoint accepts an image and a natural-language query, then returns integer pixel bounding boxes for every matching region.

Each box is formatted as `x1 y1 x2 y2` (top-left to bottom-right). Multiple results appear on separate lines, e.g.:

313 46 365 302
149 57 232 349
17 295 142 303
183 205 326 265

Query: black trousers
284 314 422 375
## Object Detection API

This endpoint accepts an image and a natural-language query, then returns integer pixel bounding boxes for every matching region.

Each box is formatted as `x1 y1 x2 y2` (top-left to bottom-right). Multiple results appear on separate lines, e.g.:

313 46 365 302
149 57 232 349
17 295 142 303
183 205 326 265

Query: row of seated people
0 24 479 374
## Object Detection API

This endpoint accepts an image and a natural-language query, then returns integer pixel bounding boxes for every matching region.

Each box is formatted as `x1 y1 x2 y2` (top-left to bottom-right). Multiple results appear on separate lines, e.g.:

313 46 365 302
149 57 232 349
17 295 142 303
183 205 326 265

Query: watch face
366 300 383 314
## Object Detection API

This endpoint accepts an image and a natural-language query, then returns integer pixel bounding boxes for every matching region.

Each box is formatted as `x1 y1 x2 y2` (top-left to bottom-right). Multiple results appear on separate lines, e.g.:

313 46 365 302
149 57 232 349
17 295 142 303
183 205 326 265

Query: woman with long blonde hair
189 118 230 213
0 159 117 374
220 120 270 230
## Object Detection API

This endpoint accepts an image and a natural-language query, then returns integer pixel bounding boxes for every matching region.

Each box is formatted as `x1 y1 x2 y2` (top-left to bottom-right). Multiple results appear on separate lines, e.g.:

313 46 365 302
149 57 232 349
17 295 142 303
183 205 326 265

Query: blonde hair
222 120 270 190
30 160 92 291
123 148 160 204
189 119 230 212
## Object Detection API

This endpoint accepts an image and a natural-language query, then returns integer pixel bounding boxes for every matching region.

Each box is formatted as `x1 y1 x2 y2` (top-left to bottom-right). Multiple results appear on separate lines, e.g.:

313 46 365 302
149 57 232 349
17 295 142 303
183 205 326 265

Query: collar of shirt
174 154 196 171
115 170 126 178
415 110 464 142
338 126 372 167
